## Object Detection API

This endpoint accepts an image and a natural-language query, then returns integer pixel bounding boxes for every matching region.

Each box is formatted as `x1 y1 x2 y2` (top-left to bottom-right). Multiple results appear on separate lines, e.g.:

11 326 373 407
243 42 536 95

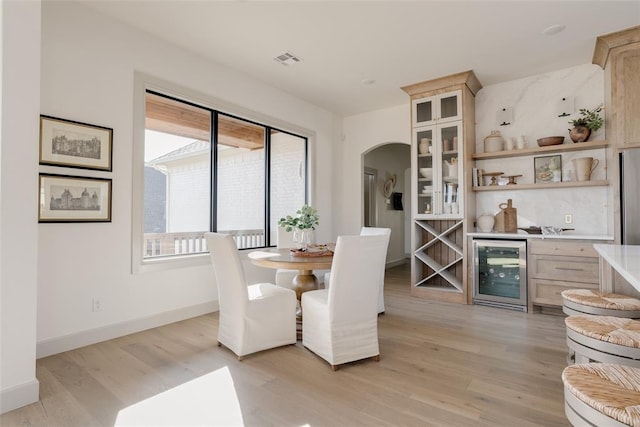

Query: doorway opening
364 167 377 227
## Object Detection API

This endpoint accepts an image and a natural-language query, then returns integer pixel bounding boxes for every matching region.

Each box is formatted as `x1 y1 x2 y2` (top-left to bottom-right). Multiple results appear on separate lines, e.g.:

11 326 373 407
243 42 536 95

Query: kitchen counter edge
593 244 640 292
467 232 614 241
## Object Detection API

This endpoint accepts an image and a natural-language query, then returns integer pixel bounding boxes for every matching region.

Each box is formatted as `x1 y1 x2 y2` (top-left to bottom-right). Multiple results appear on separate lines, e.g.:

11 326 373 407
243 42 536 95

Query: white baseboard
0 379 39 414
36 301 219 359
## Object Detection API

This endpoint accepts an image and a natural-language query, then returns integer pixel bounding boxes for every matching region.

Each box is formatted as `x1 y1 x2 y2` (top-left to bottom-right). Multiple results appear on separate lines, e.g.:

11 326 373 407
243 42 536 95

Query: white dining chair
323 227 391 313
301 234 388 370
205 232 297 360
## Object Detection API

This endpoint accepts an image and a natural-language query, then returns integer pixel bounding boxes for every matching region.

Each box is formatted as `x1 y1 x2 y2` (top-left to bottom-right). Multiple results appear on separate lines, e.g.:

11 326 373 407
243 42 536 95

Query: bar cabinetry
528 239 601 313
402 71 481 304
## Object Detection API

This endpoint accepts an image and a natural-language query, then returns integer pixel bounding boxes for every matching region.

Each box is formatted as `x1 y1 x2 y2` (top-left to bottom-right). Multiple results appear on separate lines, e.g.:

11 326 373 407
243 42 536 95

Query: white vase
293 228 315 249
477 214 495 233
419 138 430 155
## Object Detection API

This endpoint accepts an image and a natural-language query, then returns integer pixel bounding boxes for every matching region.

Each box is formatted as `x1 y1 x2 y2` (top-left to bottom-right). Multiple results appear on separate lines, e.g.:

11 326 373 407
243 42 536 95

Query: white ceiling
76 1 639 117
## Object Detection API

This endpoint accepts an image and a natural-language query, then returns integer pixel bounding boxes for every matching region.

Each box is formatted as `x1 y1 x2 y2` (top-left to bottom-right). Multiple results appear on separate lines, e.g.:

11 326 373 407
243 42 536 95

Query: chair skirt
302 289 379 368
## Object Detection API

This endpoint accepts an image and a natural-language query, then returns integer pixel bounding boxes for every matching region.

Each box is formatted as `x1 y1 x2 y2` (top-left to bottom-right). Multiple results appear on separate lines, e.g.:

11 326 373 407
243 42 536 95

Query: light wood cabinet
402 71 481 304
594 26 640 149
593 25 640 244
528 239 601 312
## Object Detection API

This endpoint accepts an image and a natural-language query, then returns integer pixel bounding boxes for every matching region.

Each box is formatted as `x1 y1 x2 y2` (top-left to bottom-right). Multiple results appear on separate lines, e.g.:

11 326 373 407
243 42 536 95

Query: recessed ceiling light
542 24 566 36
361 79 376 86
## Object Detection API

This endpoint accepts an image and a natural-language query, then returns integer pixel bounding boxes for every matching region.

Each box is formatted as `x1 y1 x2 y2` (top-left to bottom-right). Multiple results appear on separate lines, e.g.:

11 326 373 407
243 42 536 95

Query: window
142 91 307 260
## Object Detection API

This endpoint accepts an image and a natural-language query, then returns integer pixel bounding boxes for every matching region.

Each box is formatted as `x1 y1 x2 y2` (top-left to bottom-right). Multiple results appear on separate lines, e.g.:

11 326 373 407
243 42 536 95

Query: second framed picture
39 115 113 171
534 155 562 183
38 174 112 223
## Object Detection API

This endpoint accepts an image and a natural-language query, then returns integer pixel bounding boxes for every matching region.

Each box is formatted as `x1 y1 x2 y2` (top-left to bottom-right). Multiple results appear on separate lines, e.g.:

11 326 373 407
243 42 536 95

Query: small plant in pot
569 106 603 143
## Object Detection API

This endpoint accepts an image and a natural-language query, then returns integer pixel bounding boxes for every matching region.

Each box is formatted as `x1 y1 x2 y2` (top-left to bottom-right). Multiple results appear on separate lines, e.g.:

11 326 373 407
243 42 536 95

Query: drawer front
529 239 599 258
530 278 599 307
530 255 599 284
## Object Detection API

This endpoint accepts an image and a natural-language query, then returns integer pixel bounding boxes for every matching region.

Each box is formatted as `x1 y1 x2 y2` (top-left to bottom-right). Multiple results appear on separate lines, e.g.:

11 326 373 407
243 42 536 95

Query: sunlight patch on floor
115 366 243 426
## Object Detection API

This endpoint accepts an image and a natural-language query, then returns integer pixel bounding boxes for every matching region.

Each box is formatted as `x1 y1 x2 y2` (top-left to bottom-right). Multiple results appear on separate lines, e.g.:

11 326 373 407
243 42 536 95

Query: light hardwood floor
1 263 571 426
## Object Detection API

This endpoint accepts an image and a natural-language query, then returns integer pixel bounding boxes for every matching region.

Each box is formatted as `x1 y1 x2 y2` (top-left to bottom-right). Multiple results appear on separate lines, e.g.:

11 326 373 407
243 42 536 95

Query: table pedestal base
292 270 320 340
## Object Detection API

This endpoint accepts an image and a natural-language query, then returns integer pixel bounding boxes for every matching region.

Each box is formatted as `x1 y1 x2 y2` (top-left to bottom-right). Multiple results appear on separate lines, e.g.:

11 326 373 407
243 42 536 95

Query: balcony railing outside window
144 229 265 258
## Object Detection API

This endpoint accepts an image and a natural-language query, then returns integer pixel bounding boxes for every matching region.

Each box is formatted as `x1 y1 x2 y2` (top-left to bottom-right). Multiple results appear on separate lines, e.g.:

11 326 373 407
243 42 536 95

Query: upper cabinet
414 107 463 218
594 25 640 149
412 92 462 127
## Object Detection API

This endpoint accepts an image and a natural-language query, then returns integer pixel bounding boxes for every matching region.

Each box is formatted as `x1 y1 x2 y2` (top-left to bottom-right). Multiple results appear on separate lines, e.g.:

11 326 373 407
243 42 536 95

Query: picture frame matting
38 174 112 223
39 115 113 171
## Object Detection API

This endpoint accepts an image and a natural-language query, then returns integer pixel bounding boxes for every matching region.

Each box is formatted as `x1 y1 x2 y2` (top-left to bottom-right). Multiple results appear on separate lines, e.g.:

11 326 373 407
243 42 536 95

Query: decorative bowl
419 168 433 179
537 136 565 147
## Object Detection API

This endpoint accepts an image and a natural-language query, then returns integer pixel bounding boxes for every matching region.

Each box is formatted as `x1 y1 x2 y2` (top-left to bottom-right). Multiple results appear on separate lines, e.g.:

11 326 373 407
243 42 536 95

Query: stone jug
572 157 599 181
477 214 495 233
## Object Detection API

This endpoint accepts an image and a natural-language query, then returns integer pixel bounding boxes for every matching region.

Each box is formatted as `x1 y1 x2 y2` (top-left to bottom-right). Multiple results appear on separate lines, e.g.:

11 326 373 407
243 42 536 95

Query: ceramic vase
569 126 591 143
477 214 495 233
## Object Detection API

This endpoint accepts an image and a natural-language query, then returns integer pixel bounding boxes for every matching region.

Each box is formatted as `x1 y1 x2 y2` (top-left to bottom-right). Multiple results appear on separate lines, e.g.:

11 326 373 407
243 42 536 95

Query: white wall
36 2 336 355
474 64 610 235
0 0 41 414
338 104 411 236
363 143 410 265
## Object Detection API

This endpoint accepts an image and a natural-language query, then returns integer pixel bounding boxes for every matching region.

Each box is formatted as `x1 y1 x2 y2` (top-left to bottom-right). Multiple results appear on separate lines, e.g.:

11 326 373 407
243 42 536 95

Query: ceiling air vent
274 52 302 66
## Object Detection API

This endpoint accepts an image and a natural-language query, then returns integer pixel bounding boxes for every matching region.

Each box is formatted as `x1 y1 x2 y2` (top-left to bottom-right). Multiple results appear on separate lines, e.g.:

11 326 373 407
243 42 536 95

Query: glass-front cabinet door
415 127 434 215
414 121 462 218
438 122 462 218
412 90 462 127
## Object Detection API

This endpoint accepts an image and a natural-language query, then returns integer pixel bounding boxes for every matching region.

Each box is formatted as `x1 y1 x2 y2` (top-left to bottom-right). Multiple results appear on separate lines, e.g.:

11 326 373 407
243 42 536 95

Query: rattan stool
562 363 640 427
562 289 640 318
565 315 640 367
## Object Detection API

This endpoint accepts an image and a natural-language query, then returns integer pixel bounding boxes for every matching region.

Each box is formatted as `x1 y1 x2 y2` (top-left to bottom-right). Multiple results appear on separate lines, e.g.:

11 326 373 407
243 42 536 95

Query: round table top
248 247 333 271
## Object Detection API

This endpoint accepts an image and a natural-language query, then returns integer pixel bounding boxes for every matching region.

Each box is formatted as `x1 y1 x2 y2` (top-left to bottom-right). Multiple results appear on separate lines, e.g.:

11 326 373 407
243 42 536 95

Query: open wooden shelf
473 180 609 192
472 140 608 160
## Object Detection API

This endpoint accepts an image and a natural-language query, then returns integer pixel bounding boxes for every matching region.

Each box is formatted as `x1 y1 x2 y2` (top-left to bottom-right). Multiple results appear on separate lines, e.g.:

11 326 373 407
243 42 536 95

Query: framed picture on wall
39 115 113 171
38 174 112 223
534 155 562 183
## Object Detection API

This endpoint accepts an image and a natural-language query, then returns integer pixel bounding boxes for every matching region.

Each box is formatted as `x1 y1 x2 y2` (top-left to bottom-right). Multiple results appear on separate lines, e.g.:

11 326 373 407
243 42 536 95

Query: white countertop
594 244 640 292
468 232 614 241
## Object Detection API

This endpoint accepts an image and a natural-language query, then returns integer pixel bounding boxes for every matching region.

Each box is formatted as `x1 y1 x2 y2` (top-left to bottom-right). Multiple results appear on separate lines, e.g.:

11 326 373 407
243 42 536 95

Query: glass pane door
439 123 460 216
416 128 434 215
439 94 459 121
416 100 433 124
473 240 527 310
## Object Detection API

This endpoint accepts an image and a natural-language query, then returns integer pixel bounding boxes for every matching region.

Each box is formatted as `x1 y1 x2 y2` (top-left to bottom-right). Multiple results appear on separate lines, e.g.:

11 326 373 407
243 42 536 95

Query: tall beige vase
572 157 599 181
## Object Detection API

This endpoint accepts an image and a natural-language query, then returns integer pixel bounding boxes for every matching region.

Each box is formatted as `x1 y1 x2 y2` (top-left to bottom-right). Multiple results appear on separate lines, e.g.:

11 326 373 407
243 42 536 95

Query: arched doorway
363 142 411 266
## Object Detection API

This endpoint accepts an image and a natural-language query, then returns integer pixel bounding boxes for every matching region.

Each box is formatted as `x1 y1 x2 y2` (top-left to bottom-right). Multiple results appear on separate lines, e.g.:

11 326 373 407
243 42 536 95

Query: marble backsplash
473 64 612 236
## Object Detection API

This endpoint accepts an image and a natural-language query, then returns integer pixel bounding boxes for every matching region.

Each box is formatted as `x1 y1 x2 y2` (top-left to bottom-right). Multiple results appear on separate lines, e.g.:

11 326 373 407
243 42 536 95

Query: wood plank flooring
1 263 571 426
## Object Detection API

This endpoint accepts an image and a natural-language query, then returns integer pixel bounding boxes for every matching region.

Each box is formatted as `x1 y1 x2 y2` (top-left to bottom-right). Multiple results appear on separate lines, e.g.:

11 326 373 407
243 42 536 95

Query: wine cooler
472 239 527 311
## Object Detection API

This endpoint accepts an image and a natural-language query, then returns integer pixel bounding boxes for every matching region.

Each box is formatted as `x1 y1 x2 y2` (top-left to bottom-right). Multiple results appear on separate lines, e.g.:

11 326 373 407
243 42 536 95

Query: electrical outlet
564 214 573 224
92 298 102 312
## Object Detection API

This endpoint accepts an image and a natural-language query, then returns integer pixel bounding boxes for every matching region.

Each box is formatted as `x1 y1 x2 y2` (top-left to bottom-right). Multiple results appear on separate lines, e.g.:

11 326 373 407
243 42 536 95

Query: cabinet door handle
555 267 585 272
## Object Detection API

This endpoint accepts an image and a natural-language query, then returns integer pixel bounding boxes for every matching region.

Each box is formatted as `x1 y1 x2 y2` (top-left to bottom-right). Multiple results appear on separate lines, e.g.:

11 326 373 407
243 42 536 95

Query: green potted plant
278 204 319 249
569 106 603 143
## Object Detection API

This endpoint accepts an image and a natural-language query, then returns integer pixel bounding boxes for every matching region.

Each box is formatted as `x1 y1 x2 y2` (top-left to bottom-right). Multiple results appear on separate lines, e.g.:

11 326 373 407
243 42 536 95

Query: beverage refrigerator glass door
472 239 527 311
